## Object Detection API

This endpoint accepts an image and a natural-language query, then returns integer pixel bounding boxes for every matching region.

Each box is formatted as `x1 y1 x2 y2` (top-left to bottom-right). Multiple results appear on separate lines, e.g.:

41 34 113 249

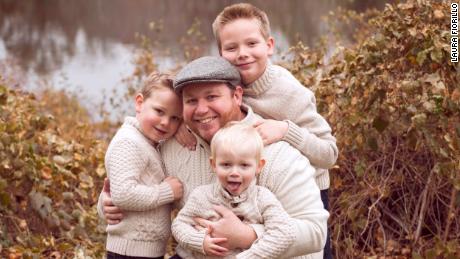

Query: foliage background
0 0 459 258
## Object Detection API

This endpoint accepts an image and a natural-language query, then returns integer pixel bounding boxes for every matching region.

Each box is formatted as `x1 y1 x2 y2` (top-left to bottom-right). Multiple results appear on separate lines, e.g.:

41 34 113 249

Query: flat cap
174 56 241 92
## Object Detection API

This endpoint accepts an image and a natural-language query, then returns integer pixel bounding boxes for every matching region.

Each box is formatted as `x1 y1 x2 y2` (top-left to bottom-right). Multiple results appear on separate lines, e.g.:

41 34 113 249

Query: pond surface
0 0 388 118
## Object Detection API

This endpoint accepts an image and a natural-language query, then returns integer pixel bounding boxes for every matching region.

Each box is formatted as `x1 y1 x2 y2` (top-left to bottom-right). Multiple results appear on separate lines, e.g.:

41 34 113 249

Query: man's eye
185 99 197 104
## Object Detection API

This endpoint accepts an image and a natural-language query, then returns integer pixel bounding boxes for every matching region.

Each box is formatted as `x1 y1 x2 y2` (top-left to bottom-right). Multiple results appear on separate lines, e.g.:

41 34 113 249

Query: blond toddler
172 122 295 259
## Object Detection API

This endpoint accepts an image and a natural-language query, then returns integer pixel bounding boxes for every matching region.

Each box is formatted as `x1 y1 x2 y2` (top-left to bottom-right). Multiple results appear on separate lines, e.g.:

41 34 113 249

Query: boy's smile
135 88 182 143
219 18 274 85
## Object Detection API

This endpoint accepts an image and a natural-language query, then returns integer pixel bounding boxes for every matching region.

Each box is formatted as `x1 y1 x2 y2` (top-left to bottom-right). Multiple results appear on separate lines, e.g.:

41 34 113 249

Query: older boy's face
219 18 274 85
182 83 243 142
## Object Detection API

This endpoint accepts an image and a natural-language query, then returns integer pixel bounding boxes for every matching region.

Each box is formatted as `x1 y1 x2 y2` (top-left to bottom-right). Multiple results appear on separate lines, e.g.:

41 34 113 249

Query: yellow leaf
74 152 82 161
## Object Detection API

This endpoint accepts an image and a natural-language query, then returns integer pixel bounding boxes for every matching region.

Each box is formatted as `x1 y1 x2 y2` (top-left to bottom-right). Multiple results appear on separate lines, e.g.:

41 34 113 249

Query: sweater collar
124 116 158 147
243 62 277 97
213 179 256 206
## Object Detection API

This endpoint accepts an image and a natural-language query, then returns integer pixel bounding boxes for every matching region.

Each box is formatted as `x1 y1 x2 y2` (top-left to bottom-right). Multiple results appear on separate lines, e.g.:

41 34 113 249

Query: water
0 0 389 119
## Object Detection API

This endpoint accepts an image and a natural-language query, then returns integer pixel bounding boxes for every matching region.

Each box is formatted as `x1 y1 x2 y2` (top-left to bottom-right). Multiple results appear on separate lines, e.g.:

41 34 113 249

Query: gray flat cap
174 56 241 92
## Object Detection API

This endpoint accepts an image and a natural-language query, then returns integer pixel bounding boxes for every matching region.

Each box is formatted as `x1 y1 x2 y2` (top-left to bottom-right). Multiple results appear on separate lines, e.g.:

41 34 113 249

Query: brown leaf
433 9 444 19
41 166 52 180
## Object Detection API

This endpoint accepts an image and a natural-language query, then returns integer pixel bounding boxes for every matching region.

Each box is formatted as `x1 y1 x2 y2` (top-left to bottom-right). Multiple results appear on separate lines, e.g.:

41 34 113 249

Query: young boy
175 3 338 258
172 122 295 259
104 73 184 259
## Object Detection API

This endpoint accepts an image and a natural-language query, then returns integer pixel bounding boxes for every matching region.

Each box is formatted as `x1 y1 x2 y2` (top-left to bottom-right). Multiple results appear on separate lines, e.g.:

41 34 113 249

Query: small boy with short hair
172 122 295 259
104 73 184 259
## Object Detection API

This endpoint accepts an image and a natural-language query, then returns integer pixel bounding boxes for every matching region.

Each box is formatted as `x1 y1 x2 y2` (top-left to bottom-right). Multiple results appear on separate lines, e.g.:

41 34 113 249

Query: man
99 56 328 258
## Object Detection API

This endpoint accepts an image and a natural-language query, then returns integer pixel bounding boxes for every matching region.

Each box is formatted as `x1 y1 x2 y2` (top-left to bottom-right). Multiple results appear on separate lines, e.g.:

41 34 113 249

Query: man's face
182 83 243 142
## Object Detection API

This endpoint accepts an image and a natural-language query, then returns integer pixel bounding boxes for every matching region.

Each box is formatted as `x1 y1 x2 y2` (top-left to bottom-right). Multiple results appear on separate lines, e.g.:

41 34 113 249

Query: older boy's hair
210 122 264 162
212 3 271 49
141 72 175 98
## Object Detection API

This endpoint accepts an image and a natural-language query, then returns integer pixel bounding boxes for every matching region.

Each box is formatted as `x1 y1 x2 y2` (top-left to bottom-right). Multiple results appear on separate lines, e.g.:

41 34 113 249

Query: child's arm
174 121 197 151
171 188 228 256
236 187 295 259
252 89 338 169
107 138 179 211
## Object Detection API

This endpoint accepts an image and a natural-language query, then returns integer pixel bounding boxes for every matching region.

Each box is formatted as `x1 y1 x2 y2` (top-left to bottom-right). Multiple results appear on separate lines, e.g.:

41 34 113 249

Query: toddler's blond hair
210 122 264 162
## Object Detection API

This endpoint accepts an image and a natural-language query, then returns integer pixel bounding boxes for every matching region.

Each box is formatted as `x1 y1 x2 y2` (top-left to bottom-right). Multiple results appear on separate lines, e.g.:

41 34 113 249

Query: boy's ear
209 157 216 170
256 159 266 175
267 37 275 56
135 94 144 113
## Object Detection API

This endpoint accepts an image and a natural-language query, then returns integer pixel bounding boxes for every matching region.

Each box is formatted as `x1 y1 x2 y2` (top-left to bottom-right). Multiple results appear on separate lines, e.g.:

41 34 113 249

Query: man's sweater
104 116 175 257
160 106 329 259
243 63 338 190
172 180 295 259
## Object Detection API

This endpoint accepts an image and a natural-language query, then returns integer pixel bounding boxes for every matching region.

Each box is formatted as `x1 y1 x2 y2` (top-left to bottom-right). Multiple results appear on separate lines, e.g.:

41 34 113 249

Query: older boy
219 4 338 258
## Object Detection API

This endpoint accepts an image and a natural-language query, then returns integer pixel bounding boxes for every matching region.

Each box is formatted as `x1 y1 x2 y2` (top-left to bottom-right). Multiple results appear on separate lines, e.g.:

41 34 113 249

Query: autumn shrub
288 1 459 257
0 85 107 258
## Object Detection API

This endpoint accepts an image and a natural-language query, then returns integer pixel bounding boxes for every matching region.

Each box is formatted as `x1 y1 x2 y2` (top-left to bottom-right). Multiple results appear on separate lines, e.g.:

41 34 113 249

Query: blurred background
0 0 388 119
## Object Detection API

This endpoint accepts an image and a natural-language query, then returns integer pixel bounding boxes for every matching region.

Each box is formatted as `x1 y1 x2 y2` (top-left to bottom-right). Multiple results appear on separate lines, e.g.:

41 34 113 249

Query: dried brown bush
288 1 459 258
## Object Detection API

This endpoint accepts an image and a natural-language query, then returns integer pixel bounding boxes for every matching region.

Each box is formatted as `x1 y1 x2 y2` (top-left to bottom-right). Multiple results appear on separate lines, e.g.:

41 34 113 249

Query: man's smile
195 116 217 124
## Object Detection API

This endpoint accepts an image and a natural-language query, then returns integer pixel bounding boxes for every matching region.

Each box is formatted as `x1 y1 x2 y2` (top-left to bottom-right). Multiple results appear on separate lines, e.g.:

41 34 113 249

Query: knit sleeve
171 189 207 254
258 142 329 257
236 187 295 259
281 88 338 169
107 138 174 211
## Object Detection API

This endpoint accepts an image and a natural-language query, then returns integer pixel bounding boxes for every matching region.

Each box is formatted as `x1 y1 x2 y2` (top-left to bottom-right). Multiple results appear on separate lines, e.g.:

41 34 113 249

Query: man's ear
135 94 144 113
233 86 243 106
267 37 275 56
256 159 266 175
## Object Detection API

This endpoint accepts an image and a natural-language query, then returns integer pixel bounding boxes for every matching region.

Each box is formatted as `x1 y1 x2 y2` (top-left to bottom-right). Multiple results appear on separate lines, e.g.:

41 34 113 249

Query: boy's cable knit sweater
160 106 329 259
104 116 175 257
172 180 295 259
243 63 338 190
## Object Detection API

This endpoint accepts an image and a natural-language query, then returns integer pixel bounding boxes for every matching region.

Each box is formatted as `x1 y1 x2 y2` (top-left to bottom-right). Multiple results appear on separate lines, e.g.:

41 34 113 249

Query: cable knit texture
172 180 295 259
160 106 329 259
104 116 174 257
243 63 338 190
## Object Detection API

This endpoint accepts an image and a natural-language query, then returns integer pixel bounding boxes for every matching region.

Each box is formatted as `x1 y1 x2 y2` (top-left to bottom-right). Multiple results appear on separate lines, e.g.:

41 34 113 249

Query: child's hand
164 176 183 200
253 119 288 146
203 231 229 257
102 178 124 224
175 122 197 150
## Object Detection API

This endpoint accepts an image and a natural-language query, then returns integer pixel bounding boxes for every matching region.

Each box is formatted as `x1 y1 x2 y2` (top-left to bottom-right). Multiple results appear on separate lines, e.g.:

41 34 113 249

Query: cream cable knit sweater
243 63 338 190
160 106 329 259
104 116 175 257
172 180 295 259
